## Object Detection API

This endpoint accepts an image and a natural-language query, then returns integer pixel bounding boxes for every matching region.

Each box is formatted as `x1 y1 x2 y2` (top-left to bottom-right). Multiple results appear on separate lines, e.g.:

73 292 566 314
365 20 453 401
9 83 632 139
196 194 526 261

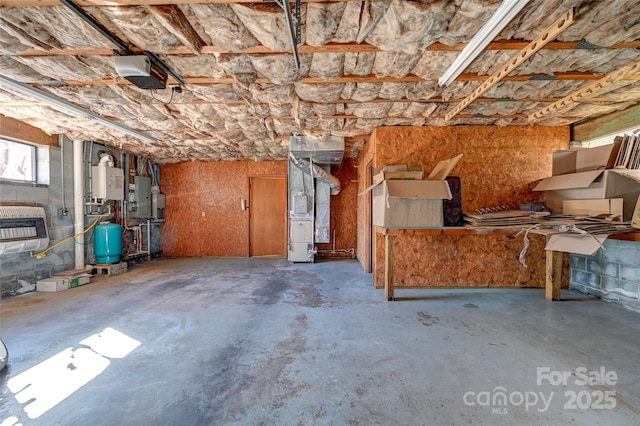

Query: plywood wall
373 231 550 288
372 126 570 212
161 161 286 257
357 125 571 288
316 159 358 255
162 159 356 258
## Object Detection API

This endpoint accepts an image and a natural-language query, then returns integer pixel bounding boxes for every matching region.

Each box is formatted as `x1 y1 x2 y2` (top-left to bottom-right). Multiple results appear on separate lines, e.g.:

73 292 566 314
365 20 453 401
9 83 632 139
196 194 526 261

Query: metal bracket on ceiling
273 0 302 70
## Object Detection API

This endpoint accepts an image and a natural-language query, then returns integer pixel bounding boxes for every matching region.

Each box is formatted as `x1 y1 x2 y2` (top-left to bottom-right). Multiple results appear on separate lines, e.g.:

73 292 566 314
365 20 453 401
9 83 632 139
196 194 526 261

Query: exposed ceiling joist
1 0 639 163
529 60 640 123
147 5 206 55
445 8 575 121
25 71 606 87
0 0 360 5
13 40 640 58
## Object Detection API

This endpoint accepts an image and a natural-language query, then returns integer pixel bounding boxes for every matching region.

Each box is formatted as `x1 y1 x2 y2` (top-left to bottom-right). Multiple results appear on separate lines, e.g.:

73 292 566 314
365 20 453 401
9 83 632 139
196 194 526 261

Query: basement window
0 138 36 183
0 137 49 185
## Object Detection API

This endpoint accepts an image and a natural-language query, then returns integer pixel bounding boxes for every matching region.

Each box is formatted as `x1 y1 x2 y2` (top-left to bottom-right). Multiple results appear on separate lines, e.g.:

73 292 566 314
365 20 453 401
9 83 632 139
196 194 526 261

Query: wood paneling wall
161 161 286 257
316 159 358 255
357 125 571 287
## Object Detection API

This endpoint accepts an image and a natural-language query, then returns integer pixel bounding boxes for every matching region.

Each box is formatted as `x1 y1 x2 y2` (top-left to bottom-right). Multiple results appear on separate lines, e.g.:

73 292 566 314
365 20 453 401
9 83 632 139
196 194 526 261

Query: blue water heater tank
94 223 123 264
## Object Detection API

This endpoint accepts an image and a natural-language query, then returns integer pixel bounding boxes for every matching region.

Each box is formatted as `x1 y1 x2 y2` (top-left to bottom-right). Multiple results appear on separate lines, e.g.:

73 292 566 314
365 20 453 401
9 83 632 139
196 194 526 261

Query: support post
545 246 562 301
73 139 85 270
384 232 395 301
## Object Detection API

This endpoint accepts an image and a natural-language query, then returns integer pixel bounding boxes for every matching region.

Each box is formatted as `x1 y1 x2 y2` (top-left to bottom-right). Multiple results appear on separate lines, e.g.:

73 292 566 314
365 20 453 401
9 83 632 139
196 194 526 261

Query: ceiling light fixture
0 75 156 144
438 0 531 87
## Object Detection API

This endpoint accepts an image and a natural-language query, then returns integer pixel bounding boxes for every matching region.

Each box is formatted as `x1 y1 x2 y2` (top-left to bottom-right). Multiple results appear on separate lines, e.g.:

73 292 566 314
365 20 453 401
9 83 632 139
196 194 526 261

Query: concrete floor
1 257 639 426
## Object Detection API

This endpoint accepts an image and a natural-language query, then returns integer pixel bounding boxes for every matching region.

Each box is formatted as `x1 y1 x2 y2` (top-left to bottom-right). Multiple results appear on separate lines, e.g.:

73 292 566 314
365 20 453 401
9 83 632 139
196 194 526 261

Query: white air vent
0 206 49 255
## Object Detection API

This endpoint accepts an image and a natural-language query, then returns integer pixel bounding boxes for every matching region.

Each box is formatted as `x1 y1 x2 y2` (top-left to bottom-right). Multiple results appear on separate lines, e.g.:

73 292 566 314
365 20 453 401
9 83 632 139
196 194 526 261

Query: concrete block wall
570 239 640 313
0 139 75 297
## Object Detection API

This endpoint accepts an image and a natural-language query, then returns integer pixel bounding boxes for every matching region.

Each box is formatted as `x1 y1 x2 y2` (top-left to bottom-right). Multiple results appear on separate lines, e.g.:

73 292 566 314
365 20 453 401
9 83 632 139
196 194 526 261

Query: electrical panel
152 193 166 222
134 176 151 218
92 165 124 200
292 194 308 215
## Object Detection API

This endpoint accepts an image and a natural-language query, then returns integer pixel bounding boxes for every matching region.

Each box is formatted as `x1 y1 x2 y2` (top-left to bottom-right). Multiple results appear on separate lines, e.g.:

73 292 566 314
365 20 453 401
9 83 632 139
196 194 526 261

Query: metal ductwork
288 153 341 196
289 135 344 165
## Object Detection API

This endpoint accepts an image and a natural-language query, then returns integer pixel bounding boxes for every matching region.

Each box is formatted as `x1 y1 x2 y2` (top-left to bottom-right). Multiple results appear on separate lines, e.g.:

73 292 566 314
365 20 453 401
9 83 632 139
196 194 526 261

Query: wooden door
249 176 286 256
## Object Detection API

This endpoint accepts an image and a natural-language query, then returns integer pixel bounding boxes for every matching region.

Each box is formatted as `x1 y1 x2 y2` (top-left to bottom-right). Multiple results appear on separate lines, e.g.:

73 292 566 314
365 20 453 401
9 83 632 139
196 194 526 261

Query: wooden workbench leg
385 234 395 301
545 249 562 301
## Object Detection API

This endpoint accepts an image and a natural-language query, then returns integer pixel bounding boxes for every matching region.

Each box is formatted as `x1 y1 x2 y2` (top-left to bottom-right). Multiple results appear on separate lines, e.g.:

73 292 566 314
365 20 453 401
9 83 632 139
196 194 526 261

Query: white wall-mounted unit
92 165 125 200
0 206 49 255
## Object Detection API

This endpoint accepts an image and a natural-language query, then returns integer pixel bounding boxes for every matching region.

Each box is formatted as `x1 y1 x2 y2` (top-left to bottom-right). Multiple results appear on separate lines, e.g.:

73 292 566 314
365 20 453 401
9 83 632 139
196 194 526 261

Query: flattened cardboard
534 170 640 220
563 198 623 219
534 170 604 192
552 143 621 176
545 234 608 256
426 154 463 181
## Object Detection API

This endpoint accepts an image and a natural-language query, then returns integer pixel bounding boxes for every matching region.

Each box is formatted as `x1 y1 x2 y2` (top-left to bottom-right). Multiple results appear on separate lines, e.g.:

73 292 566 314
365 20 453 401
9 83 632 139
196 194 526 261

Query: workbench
376 226 563 301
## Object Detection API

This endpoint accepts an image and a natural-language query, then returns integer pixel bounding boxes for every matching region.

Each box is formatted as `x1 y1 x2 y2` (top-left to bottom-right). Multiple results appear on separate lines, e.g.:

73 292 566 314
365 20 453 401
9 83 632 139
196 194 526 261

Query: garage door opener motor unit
115 55 167 90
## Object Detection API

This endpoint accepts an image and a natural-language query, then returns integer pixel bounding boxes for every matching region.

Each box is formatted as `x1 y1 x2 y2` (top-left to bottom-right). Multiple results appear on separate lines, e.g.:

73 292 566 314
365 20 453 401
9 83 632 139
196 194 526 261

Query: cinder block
570 269 601 289
601 276 640 299
586 259 619 278
0 183 17 201
570 255 587 271
619 265 640 283
599 242 640 266
16 186 48 202
583 285 603 299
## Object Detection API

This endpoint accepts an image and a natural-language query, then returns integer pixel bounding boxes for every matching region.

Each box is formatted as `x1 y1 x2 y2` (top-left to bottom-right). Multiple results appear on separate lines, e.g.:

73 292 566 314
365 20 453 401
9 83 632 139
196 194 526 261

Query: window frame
0 137 38 184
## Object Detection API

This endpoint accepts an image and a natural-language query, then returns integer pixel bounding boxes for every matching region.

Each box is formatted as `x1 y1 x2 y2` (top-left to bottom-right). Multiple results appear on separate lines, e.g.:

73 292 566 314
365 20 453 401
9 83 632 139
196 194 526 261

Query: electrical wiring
150 88 175 105
30 213 109 259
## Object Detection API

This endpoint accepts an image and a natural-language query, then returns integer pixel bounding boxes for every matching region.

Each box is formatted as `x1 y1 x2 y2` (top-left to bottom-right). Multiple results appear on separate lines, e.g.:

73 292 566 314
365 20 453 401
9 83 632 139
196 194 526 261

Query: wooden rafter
147 5 206 54
14 40 640 57
444 8 576 121
23 71 606 87
1 0 362 5
529 60 640 123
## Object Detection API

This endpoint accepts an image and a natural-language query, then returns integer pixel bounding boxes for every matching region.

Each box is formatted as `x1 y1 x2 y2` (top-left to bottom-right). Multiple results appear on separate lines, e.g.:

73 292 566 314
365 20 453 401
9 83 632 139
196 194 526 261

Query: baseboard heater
0 206 49 255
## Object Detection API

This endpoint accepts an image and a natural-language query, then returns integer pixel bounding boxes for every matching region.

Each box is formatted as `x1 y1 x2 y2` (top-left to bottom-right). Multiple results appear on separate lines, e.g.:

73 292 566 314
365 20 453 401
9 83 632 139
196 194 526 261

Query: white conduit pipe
73 139 85 269
288 153 341 195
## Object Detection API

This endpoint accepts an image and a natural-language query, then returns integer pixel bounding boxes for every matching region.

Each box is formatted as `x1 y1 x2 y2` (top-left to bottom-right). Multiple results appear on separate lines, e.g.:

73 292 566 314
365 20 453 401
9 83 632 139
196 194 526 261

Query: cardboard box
372 165 424 186
545 234 608 255
37 278 69 293
362 154 462 229
534 170 640 220
563 198 623 219
552 142 621 176
372 180 452 228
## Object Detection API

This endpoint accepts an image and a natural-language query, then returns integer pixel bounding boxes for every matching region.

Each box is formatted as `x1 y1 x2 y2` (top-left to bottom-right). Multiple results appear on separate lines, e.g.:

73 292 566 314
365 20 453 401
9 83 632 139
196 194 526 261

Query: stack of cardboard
534 142 640 221
361 154 463 229
614 134 640 169
464 210 542 228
